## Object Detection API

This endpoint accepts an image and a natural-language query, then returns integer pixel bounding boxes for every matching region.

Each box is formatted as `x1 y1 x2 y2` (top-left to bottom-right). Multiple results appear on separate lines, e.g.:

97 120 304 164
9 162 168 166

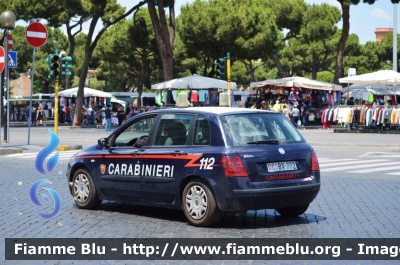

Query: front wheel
275 204 309 217
182 179 223 227
72 168 101 209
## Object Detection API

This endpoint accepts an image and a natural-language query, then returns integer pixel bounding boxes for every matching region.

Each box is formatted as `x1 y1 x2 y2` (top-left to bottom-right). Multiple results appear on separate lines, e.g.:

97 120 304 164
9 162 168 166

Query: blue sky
118 0 398 44
13 0 396 45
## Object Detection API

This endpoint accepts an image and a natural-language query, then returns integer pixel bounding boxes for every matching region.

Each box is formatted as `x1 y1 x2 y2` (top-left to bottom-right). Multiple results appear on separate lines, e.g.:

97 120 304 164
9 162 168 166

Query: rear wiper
246 140 279 145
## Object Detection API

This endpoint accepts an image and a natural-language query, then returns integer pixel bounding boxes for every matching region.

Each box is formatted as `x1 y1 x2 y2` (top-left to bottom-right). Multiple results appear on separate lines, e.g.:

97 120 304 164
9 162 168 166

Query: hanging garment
191 91 199 102
162 90 167 103
198 90 206 102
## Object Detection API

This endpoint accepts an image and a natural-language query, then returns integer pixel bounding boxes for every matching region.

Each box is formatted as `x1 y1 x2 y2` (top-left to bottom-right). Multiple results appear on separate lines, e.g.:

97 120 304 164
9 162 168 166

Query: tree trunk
334 1 350 84
147 0 174 81
73 50 92 126
312 69 317 80
39 75 50 93
72 8 103 127
271 53 286 78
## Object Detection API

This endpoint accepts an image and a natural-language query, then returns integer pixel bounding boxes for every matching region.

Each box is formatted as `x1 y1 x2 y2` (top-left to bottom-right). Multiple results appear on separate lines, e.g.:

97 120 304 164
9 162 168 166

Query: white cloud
370 8 391 20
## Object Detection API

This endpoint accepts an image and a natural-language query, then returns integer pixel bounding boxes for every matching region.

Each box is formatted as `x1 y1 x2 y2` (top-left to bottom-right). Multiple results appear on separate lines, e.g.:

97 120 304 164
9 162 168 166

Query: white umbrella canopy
342 83 400 92
111 96 126 107
51 87 113 98
339 70 400 85
151 74 237 90
348 87 396 99
250 77 342 91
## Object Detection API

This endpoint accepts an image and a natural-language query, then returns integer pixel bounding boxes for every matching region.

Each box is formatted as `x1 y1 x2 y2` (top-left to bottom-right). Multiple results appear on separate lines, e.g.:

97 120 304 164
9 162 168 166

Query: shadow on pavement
88 201 327 229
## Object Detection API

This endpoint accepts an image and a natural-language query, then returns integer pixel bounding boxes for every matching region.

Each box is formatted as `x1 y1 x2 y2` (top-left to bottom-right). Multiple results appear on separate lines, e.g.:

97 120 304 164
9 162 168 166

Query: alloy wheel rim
74 174 90 203
186 185 207 220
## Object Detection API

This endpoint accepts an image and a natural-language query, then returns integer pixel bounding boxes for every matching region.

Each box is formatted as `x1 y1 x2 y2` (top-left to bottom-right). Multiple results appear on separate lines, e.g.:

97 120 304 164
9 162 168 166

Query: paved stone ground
0 150 399 265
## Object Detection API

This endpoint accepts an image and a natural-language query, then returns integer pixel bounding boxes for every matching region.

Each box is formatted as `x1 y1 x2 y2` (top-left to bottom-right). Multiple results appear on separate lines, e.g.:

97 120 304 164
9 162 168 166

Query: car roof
151 107 277 115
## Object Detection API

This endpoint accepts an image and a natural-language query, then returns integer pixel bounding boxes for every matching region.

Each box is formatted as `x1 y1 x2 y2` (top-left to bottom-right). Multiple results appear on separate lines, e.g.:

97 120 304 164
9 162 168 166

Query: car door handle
131 151 140 156
171 151 185 156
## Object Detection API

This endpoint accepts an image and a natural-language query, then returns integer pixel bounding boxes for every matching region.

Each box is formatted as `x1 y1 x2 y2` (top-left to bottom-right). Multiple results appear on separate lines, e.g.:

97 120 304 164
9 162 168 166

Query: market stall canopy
342 83 400 94
348 87 397 99
339 70 400 85
250 77 342 91
111 96 126 107
151 74 237 90
51 87 113 98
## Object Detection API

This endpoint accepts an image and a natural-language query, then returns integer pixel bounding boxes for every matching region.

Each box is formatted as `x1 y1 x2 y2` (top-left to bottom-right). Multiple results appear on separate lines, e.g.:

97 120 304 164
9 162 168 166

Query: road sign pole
54 76 59 135
0 68 2 147
7 53 10 142
3 29 9 144
227 52 231 107
28 48 35 145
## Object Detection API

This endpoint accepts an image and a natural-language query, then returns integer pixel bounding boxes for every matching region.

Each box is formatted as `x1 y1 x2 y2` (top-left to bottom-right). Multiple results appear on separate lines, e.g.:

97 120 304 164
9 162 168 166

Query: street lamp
0 10 16 144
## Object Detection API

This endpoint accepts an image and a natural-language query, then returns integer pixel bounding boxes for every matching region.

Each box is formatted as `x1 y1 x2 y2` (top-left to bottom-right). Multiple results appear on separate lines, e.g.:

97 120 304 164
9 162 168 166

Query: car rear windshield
220 113 304 146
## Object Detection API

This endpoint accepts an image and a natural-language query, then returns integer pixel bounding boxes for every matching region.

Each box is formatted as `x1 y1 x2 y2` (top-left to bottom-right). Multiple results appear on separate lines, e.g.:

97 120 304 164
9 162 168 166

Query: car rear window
220 113 304 146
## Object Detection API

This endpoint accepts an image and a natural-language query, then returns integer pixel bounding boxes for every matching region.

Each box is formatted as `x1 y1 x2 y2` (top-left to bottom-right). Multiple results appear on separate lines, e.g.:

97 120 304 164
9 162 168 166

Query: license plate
267 161 297 172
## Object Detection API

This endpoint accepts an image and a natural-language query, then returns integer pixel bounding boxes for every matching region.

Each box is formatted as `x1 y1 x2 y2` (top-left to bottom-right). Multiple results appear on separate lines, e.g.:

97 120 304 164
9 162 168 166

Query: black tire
182 178 223 227
275 204 309 217
72 168 101 209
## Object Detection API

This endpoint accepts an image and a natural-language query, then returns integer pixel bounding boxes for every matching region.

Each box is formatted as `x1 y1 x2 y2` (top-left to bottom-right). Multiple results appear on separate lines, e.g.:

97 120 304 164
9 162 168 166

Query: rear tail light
311 151 320 171
221 155 248 177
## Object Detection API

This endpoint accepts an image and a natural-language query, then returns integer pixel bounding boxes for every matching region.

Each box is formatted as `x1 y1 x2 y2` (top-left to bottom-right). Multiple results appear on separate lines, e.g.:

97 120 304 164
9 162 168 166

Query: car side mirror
98 138 109 148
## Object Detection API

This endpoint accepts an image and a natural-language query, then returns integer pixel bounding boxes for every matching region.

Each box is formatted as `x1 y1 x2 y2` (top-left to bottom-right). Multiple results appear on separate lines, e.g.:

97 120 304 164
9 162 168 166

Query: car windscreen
220 113 304 146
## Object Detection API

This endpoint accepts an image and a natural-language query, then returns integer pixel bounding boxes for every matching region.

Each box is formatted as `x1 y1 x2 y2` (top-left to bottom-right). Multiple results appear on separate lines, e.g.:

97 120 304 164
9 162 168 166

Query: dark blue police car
66 107 320 227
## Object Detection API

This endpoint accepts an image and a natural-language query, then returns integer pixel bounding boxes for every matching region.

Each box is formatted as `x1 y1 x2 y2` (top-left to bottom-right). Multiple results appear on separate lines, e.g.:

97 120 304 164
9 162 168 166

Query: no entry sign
25 22 48 48
7 34 13 50
0 46 4 73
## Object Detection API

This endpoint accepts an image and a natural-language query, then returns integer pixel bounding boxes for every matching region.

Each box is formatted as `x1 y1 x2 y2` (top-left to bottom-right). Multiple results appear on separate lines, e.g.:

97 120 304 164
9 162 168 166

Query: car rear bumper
219 183 320 211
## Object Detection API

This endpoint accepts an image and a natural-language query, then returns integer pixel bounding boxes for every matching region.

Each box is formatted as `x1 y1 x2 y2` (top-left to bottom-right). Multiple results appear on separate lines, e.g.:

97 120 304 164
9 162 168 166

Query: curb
56 145 82 151
381 147 400 152
309 142 400 153
0 148 23 156
0 145 83 156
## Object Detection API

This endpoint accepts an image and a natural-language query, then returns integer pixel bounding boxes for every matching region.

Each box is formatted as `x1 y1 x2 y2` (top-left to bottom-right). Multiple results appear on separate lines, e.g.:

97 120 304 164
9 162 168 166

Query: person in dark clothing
300 101 308 126
117 105 125 126
346 97 355 106
104 105 112 131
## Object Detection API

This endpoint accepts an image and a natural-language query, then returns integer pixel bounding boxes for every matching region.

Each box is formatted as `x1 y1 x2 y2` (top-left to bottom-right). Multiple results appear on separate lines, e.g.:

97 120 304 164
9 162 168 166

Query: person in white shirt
60 97 66 107
291 105 300 127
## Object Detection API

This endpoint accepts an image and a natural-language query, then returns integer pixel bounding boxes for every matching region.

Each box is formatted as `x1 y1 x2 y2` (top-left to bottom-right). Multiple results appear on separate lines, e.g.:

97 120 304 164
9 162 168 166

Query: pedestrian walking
127 106 136 120
117 105 125 126
282 104 291 120
300 101 308 126
291 105 300 127
104 105 112 131
86 105 94 125
25 105 30 122
260 101 268 110
15 107 20 121
31 105 37 126
36 107 44 124
273 100 281 112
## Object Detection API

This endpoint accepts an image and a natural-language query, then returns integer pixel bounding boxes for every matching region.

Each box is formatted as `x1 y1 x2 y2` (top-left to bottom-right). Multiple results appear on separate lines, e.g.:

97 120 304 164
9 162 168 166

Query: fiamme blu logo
29 129 61 219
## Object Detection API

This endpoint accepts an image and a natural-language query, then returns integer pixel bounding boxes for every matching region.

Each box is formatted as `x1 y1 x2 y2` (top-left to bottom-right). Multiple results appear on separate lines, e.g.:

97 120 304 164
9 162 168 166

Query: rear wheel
72 168 101 209
275 204 309 217
182 179 223 227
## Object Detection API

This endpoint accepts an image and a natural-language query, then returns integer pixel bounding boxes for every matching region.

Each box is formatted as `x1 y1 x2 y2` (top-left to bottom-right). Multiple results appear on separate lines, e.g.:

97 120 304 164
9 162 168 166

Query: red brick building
375 28 393 42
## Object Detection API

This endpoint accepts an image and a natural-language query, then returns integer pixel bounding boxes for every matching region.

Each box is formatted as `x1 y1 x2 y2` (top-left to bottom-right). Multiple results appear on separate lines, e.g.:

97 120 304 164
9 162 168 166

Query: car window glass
114 116 156 147
193 115 210 145
153 114 193 146
220 113 303 146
